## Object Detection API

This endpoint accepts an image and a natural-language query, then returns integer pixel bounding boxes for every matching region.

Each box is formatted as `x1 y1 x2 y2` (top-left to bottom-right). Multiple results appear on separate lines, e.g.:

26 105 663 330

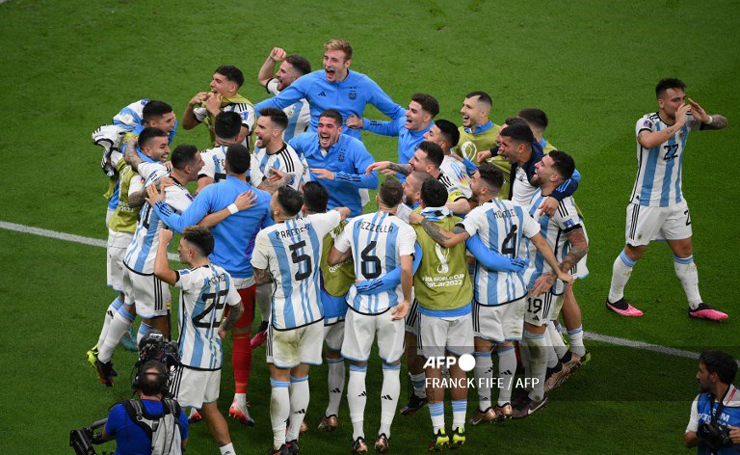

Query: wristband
705 115 713 125
227 203 239 214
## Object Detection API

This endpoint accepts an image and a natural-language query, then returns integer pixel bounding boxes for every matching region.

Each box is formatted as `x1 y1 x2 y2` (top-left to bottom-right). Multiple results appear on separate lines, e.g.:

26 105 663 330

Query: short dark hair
418 141 444 168
547 150 576 181
379 178 404 207
699 350 738 385
182 225 215 257
503 116 529 128
411 93 440 118
225 144 250 174
259 108 289 130
215 65 245 88
276 185 304 217
136 360 168 396
303 181 329 214
518 108 549 130
214 111 242 140
138 127 168 149
286 55 312 76
420 178 448 208
500 123 534 145
655 78 686 99
465 91 492 108
142 100 173 123
434 119 460 148
478 162 504 192
319 109 343 126
170 145 199 170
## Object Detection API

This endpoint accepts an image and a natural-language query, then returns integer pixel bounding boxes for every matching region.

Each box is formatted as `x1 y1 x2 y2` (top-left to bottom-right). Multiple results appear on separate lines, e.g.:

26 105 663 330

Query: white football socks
608 249 636 303
379 364 401 438
325 356 345 417
523 330 547 402
473 351 493 411
270 379 290 450
98 305 134 363
96 295 123 348
347 364 367 440
497 346 517 406
286 376 309 442
674 255 702 309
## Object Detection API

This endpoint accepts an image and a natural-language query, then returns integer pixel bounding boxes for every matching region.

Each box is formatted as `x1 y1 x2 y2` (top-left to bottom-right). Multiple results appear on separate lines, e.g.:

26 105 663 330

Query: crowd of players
87 38 729 454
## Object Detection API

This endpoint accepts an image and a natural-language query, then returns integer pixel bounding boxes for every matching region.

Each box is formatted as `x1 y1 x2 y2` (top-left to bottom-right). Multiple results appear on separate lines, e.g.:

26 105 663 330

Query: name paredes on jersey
274 224 310 238
359 221 395 233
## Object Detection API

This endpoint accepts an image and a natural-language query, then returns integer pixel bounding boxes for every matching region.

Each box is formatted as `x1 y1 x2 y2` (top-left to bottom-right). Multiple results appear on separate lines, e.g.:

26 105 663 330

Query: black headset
131 361 169 395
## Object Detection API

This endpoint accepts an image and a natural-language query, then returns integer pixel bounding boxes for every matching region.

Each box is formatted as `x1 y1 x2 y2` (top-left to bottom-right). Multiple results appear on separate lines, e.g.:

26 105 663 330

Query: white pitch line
0 219 723 362
0 220 179 261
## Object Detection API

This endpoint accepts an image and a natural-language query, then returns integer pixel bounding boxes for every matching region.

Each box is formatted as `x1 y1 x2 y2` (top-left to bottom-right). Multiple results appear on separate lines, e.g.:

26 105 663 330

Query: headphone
131 361 170 396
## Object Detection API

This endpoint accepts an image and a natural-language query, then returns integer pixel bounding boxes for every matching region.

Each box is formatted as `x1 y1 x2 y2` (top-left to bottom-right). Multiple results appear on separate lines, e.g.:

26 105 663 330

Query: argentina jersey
251 211 343 330
630 112 702 207
522 190 588 295
175 264 241 370
253 143 309 190
337 212 417 315
124 163 193 274
199 145 228 183
267 79 311 141
440 155 472 199
462 199 539 305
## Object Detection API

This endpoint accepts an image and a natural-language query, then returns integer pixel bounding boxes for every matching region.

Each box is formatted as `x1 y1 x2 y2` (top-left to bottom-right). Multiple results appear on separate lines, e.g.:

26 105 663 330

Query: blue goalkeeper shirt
362 110 432 165
255 70 403 141
289 132 378 217
152 176 273 278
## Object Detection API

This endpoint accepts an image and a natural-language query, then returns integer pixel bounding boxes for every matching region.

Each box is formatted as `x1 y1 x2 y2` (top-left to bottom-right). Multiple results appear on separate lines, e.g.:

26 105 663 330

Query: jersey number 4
501 225 518 257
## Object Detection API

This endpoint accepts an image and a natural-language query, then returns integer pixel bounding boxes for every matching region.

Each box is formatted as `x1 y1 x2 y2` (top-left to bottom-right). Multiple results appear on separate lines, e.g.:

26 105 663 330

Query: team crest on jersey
564 219 575 229
349 90 357 100
643 119 653 128
338 150 346 162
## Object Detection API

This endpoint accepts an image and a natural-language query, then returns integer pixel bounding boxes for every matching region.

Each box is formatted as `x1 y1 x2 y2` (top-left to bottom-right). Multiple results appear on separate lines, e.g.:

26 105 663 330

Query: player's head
377 178 404 209
225 144 251 175
460 91 492 128
170 144 204 182
256 108 289 149
533 150 576 188
318 109 343 149
403 171 433 206
655 78 687 120
214 111 243 145
272 185 304 219
178 225 215 264
211 65 244 95
276 55 311 91
419 178 448 209
134 360 169 397
424 119 460 153
697 349 737 392
498 123 534 165
518 108 549 135
409 141 444 174
470 162 503 200
142 101 176 134
138 127 170 162
495 117 528 147
406 93 439 131
323 38 352 82
302 181 329 215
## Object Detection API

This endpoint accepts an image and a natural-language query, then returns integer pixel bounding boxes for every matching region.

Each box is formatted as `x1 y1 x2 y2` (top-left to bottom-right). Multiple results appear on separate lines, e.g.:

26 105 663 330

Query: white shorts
267 321 324 369
405 299 421 335
524 291 563 327
324 320 345 352
625 200 692 246
419 313 474 358
170 365 221 409
342 308 405 364
124 269 170 319
107 230 132 292
472 297 525 343
106 208 115 227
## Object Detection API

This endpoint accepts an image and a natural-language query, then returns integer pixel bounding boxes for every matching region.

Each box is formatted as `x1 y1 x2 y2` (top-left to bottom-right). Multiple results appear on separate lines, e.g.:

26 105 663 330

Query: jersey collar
464 120 494 135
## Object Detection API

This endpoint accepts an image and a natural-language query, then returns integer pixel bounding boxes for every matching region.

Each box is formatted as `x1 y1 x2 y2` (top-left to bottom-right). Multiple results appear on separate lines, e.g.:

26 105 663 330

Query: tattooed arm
365 161 412 176
408 213 469 248
218 301 244 339
253 267 274 285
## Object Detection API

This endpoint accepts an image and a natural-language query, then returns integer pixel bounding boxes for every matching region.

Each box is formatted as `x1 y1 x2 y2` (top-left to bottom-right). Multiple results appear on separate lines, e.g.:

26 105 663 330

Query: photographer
101 360 188 454
685 350 740 454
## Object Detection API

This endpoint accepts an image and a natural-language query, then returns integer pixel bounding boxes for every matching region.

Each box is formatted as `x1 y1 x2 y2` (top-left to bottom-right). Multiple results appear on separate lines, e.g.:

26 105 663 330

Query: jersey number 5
289 240 312 281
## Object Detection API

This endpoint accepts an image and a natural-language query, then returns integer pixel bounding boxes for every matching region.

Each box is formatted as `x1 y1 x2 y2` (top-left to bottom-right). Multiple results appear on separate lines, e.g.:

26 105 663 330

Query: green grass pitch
0 0 739 453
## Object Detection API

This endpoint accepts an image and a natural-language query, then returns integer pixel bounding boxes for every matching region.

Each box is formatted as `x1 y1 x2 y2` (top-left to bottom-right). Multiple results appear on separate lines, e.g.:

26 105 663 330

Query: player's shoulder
291 131 316 146
339 133 367 150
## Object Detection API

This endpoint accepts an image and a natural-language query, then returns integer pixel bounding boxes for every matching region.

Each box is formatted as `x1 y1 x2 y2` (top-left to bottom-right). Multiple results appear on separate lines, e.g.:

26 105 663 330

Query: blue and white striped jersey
440 155 472 199
252 143 310 190
124 162 193 275
462 199 539 305
175 264 241 370
266 78 311 142
630 112 702 207
251 211 343 330
335 212 417 315
522 190 589 295
199 145 265 187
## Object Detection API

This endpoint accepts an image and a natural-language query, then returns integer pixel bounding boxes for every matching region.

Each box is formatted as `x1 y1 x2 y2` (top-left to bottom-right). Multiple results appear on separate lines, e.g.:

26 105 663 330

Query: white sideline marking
0 220 179 261
0 219 727 361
